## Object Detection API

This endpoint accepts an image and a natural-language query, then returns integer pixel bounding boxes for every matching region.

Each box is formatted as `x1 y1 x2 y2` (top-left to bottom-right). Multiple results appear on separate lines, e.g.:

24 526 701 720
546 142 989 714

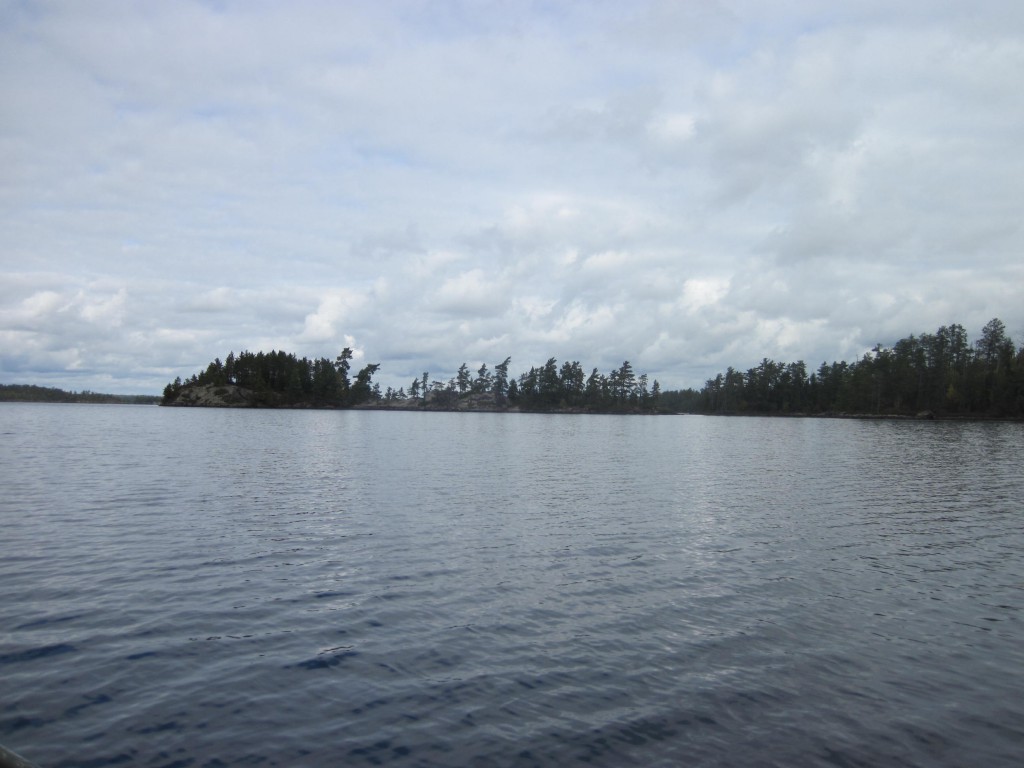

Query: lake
1 404 1022 767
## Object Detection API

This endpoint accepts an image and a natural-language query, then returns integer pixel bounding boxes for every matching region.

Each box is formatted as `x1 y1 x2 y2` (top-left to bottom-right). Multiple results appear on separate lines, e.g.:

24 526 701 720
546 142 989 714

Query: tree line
684 318 1023 417
384 357 662 411
0 383 160 405
162 349 664 412
162 348 381 406
161 317 1022 417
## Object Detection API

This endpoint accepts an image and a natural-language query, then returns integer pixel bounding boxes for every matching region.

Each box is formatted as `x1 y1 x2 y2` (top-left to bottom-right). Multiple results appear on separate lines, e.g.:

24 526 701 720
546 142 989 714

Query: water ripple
1 406 1022 767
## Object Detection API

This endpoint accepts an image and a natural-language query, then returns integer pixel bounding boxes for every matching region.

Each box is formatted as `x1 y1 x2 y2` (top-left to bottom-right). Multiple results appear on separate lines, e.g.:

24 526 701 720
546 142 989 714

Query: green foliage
162 348 380 407
165 348 666 413
507 357 662 412
688 319 1023 418
155 324 1015 419
492 357 512 399
473 363 491 394
456 363 471 394
1 383 160 405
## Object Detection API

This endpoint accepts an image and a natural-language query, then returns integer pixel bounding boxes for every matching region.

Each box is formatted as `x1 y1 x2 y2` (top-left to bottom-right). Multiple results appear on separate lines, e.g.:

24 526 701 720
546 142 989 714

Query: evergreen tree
473 364 492 394
456 363 471 394
492 357 512 399
335 348 353 399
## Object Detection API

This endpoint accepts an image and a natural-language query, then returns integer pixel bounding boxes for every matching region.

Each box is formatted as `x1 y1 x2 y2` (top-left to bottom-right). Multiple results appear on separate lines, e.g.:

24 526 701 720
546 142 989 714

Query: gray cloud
2 1 1023 394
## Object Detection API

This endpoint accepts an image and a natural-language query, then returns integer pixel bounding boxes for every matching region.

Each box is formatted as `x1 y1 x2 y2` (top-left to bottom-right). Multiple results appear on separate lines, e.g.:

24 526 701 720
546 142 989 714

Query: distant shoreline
161 382 663 415
0 383 160 405
5 382 1015 421
156 384 1022 421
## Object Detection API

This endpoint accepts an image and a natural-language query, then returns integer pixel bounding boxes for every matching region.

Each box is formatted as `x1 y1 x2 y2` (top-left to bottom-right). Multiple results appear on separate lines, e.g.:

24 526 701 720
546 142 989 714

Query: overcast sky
2 1 1023 395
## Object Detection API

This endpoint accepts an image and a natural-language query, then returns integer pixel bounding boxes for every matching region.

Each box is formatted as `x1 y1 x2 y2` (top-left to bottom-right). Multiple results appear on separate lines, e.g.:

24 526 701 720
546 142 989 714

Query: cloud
1 1 1023 393
679 278 730 314
299 289 369 343
647 112 697 145
185 287 239 313
434 268 509 317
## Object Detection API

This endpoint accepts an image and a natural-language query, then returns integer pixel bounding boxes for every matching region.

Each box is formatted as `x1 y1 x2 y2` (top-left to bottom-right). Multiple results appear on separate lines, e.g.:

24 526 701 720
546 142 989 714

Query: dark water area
1 404 1022 767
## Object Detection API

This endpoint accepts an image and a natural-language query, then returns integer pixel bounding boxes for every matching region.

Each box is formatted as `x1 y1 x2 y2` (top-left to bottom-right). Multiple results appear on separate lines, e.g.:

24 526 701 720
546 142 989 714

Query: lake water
1 404 1022 767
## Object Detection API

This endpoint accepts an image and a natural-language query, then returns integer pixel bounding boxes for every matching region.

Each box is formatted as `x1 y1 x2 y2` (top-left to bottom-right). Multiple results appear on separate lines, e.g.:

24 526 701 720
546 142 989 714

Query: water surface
2 405 1022 766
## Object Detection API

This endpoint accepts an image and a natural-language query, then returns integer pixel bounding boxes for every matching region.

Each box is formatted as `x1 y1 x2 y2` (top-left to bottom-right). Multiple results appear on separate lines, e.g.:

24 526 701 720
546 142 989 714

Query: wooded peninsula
160 318 1022 419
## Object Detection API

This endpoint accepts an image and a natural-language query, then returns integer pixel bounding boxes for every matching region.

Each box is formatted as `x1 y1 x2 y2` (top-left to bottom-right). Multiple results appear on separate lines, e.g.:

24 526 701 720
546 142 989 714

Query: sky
2 0 1023 395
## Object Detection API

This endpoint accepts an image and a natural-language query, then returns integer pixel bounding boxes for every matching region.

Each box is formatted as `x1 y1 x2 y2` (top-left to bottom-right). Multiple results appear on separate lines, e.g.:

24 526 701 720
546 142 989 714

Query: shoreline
158 384 1022 421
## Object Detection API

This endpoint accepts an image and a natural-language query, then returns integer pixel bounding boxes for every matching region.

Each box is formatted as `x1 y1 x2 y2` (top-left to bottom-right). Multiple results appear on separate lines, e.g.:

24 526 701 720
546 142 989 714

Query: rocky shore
162 383 262 408
163 385 988 420
162 383 521 411
161 384 651 413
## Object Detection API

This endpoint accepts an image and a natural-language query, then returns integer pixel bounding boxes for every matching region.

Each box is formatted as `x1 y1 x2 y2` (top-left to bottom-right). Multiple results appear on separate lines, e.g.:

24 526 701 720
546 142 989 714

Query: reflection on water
1 405 1023 767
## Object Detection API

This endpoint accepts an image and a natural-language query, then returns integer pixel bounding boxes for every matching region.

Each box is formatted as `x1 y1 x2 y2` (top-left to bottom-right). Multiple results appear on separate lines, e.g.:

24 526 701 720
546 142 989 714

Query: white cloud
79 287 127 326
185 287 239 313
1 1 1023 393
299 290 369 343
679 278 730 314
648 113 697 144
19 291 67 320
435 268 508 317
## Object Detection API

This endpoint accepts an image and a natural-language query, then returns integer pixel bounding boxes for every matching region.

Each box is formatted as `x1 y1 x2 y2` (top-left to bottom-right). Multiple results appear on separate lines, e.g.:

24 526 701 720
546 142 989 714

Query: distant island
0 383 161 405
161 349 666 414
160 318 1022 419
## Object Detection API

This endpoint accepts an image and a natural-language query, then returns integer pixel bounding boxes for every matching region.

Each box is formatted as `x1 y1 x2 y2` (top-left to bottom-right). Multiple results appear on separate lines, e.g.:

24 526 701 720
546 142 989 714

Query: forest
160 318 1023 418
162 348 382 407
161 348 664 412
673 318 1023 418
0 384 160 405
